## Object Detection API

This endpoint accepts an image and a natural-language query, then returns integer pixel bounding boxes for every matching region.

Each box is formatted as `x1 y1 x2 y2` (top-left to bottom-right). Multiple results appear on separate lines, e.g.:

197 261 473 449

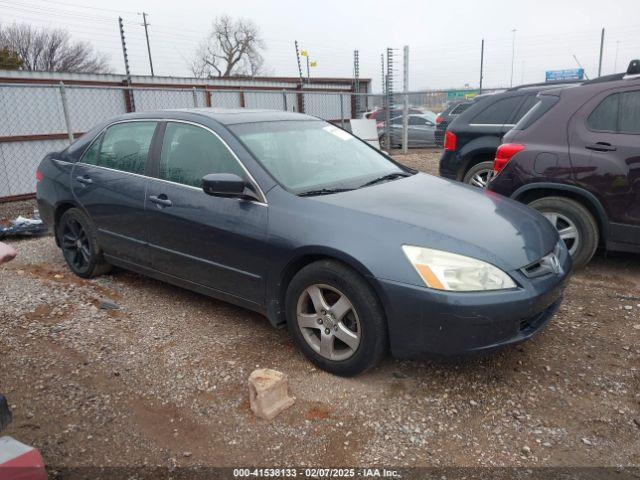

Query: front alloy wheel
296 284 361 361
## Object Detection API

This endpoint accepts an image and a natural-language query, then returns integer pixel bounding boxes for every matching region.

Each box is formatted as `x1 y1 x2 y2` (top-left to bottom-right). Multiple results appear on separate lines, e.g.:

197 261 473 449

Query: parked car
439 81 581 187
37 109 570 376
488 60 640 268
434 100 473 147
378 112 438 148
365 105 425 122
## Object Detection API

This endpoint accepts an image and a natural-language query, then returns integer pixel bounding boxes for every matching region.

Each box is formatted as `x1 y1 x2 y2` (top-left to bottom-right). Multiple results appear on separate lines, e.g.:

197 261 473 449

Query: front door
71 121 158 265
569 88 640 245
145 121 268 305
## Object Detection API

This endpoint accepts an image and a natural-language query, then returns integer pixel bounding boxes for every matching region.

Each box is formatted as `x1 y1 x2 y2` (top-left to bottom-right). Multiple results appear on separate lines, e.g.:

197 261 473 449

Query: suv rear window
470 96 523 125
587 94 619 132
450 103 471 115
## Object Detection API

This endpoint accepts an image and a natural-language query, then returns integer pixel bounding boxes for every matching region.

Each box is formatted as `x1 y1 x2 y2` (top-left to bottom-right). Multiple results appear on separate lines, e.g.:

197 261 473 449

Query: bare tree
0 23 110 73
191 15 265 78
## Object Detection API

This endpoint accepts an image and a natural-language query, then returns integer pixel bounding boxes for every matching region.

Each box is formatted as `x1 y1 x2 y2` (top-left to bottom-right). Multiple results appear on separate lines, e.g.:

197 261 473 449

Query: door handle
75 175 93 185
149 194 172 207
585 142 617 152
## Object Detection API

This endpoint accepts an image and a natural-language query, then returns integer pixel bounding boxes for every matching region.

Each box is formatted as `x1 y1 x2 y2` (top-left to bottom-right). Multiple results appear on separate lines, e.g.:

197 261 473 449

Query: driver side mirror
202 173 260 201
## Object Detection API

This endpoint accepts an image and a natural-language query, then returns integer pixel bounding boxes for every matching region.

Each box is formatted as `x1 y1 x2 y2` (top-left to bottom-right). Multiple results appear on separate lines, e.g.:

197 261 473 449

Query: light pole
510 29 517 87
614 40 620 72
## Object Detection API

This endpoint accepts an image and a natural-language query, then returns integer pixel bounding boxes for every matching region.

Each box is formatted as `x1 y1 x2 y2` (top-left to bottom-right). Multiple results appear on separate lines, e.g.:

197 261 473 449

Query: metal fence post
192 87 198 107
340 93 345 129
402 46 409 154
282 89 288 111
58 81 74 144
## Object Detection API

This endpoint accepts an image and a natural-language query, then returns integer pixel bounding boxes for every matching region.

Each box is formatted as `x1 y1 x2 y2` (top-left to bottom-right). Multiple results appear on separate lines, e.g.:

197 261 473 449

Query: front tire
56 208 111 278
528 196 599 269
285 260 387 376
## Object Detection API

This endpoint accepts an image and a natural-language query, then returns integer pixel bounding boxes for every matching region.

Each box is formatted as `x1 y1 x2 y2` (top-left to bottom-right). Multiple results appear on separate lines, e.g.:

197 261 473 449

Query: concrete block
249 369 295 420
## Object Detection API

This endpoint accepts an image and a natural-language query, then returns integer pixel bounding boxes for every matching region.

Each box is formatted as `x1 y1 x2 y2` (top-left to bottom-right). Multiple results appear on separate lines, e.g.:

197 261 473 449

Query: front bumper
374 253 570 358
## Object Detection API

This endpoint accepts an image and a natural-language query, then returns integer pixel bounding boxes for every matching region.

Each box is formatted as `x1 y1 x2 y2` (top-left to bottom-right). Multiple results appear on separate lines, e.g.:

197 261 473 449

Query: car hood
312 173 558 271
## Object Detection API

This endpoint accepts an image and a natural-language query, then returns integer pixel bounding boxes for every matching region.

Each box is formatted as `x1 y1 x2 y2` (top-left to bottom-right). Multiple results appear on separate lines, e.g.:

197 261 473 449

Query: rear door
145 121 268 305
408 115 435 146
71 120 159 265
569 88 640 236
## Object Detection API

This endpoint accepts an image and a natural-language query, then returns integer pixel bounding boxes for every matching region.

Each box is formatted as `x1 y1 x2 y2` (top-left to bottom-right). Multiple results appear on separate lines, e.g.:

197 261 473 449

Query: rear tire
528 196 599 269
285 260 387 376
56 208 111 278
463 161 494 188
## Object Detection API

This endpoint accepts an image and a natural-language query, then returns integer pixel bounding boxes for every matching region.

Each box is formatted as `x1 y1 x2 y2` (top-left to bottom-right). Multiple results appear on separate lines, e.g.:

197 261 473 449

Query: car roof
113 108 319 126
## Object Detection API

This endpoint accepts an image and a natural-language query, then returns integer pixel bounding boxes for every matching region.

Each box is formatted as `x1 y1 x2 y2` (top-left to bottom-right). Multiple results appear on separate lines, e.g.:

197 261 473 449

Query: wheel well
271 254 383 328
460 152 495 180
516 188 605 245
52 202 76 245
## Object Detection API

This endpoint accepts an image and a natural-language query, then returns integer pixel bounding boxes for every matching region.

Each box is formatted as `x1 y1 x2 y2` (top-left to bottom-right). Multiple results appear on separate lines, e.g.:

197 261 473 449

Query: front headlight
402 245 517 292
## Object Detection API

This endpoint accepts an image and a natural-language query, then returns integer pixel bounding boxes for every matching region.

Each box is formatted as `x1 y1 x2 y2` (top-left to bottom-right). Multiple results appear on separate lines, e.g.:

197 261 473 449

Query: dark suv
488 60 640 268
434 100 473 147
439 82 579 187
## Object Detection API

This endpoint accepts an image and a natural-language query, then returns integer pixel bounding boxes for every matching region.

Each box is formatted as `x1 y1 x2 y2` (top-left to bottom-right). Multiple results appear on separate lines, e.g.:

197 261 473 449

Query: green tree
0 47 22 70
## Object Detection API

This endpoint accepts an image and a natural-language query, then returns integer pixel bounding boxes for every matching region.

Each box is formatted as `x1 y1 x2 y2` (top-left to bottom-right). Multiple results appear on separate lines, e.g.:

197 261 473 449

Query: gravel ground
1 149 639 470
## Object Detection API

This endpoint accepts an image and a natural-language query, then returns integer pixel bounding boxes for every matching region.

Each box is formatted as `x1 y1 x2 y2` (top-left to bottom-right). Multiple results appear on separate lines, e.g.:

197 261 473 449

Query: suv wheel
463 161 494 188
285 260 387 376
57 208 112 278
528 197 599 269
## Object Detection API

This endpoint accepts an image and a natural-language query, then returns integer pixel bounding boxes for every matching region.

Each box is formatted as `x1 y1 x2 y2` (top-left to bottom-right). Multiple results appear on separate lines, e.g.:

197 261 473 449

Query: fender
511 182 610 240
265 245 382 328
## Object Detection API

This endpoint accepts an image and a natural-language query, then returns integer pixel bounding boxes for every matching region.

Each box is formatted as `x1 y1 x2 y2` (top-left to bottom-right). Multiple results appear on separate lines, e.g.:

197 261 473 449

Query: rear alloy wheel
57 208 111 278
463 161 494 188
528 196 599 269
286 260 387 376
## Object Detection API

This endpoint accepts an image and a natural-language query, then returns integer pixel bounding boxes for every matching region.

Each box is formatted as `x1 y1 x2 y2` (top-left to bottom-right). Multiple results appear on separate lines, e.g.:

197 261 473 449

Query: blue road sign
545 68 585 82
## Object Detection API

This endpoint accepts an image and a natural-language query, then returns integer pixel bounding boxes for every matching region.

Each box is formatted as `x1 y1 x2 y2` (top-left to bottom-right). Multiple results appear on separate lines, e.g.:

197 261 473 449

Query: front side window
471 96 523 125
231 120 406 193
98 122 157 174
587 94 619 132
159 122 244 188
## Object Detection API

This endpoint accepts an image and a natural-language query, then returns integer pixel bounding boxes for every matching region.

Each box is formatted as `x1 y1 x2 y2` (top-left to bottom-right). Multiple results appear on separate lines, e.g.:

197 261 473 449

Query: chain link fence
0 82 478 201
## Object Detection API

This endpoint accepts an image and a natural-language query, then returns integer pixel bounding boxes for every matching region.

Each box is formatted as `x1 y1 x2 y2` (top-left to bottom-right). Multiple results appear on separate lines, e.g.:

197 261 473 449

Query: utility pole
597 28 605 77
118 16 135 111
141 12 154 76
479 38 484 94
402 46 409 154
510 29 517 87
294 40 303 83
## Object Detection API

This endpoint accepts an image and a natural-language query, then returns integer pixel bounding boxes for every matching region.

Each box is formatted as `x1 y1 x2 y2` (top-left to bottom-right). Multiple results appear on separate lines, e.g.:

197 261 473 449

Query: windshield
230 120 407 194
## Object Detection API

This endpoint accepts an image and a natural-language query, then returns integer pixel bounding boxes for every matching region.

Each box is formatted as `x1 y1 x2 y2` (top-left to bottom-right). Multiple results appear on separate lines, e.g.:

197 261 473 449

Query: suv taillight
444 131 457 151
494 144 525 174
435 115 444 124
36 170 43 182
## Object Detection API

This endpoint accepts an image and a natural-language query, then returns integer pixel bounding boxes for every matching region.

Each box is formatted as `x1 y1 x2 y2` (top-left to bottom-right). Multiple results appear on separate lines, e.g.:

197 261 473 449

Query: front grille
521 243 563 279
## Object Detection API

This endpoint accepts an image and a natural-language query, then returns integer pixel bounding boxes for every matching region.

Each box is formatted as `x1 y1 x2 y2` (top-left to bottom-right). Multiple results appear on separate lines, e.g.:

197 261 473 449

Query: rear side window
619 91 640 134
587 94 619 132
512 95 538 123
513 95 560 130
159 122 244 188
98 122 157 174
470 96 523 125
80 133 102 165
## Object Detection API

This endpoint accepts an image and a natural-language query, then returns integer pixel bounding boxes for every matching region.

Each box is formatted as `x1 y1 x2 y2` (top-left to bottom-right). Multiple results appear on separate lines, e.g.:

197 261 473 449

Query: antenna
573 54 590 80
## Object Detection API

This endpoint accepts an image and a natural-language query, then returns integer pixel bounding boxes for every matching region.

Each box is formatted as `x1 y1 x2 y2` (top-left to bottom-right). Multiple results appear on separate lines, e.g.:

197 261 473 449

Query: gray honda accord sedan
36 109 571 376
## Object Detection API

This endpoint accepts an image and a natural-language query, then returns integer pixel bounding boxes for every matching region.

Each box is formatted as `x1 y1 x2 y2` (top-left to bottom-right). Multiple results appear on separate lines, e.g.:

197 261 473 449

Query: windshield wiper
359 172 411 188
298 187 354 197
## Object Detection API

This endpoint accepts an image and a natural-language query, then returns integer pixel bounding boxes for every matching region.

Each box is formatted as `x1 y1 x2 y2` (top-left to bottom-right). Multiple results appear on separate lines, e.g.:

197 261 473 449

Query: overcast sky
3 0 639 91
